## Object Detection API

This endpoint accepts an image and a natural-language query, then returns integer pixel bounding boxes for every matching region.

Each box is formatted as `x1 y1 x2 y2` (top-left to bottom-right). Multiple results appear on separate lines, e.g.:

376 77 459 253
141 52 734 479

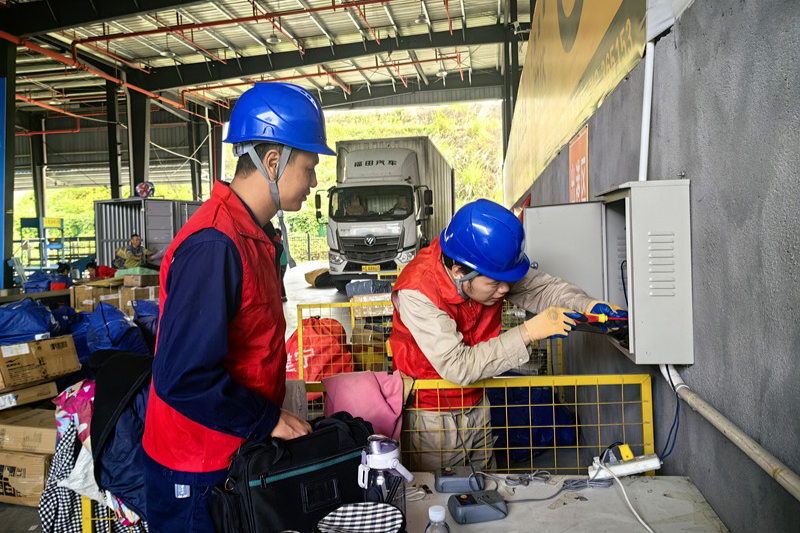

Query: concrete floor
1 261 345 532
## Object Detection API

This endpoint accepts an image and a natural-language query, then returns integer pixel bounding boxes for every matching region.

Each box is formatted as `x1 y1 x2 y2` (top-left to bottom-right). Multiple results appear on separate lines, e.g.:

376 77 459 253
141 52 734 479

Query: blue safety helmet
440 199 531 283
224 82 335 155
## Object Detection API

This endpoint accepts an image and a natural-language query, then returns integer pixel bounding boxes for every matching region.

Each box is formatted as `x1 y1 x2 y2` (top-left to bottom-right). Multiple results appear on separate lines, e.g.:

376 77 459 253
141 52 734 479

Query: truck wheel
334 280 348 293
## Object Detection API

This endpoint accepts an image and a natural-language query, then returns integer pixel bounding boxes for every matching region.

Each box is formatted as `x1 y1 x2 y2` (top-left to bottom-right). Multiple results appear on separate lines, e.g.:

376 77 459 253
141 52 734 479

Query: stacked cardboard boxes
0 335 80 506
120 286 159 317
0 409 57 506
350 293 393 371
70 278 124 313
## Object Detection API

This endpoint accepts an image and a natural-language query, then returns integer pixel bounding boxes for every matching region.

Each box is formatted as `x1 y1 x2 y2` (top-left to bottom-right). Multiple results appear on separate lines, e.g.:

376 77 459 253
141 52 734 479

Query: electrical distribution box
524 180 693 365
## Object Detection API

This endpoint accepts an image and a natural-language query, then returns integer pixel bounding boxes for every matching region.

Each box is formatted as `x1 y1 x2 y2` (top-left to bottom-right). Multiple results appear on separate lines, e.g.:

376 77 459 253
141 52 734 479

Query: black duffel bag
212 411 373 533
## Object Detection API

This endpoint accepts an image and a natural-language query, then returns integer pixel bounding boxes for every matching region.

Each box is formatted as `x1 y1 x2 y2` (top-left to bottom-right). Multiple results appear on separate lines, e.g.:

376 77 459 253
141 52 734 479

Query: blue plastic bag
86 303 149 355
131 300 159 355
0 298 54 344
71 315 92 364
488 385 577 462
51 306 79 337
131 300 159 319
23 271 51 293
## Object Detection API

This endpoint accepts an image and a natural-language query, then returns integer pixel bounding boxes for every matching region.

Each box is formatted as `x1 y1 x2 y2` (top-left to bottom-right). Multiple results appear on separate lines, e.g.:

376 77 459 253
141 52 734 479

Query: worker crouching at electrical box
390 199 627 471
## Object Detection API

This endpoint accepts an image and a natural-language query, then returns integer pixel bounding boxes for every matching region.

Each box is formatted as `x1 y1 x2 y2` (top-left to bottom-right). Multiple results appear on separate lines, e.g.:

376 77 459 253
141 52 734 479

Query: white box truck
315 137 456 292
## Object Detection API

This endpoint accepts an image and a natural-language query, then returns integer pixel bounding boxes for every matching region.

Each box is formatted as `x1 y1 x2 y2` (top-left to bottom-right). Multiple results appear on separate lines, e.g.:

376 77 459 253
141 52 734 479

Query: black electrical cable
620 260 628 305
507 443 618 504
660 370 681 460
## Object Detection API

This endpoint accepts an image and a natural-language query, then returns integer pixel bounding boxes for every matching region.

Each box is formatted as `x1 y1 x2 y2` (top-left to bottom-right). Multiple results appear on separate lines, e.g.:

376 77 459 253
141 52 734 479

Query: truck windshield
329 186 414 221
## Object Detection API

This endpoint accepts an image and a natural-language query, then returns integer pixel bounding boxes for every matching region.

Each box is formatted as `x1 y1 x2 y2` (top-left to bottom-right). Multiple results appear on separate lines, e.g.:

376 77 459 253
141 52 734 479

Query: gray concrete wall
524 0 800 531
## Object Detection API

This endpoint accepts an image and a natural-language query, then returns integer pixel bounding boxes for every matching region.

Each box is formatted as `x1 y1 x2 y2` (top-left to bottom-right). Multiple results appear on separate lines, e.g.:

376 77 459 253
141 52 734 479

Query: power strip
587 453 662 480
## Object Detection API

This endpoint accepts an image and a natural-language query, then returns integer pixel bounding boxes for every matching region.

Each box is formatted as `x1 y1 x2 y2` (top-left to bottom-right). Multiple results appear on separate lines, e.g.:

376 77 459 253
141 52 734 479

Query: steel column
106 80 122 199
502 31 512 156
1 42 15 289
510 0 520 113
187 119 202 200
28 117 46 218
127 89 150 189
212 120 223 183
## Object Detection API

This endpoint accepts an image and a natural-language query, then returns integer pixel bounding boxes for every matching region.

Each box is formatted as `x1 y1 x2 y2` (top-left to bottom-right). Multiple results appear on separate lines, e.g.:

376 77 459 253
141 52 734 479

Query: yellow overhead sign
504 0 646 206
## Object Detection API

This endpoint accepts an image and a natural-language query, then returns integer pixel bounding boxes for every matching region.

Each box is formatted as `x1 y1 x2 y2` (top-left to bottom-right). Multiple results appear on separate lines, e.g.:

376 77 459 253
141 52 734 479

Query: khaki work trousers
401 395 497 472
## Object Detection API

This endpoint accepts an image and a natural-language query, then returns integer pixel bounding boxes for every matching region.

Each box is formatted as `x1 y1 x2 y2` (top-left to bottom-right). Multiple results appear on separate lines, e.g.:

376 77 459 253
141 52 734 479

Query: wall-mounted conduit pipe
659 364 800 502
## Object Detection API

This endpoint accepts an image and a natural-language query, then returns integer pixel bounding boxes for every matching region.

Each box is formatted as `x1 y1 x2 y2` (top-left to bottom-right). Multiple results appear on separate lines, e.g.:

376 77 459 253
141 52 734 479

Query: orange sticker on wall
569 125 589 203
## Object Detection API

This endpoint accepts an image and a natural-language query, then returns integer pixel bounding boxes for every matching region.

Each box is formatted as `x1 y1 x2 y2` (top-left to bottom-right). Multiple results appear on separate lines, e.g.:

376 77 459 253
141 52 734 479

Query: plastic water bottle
424 505 451 533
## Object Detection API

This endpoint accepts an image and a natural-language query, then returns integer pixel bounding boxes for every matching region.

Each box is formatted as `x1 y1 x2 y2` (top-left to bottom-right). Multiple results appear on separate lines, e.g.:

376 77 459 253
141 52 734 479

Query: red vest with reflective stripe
390 238 503 410
143 181 286 473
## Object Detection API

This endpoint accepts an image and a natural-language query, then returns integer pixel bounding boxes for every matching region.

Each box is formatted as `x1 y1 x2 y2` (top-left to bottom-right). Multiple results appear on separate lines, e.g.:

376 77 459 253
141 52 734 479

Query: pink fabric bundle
322 371 404 440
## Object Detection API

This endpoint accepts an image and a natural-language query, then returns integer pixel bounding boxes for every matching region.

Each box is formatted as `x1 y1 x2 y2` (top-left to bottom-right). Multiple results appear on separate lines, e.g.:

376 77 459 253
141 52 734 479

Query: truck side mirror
315 194 321 210
424 190 433 206
425 206 433 216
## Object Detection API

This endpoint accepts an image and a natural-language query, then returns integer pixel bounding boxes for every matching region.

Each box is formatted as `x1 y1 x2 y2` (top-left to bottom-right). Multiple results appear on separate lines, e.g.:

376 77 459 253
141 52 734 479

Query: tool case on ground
211 411 373 533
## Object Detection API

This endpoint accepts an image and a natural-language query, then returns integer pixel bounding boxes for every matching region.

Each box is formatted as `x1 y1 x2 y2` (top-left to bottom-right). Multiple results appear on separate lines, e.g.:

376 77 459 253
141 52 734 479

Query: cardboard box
88 278 124 288
350 326 387 348
0 450 51 506
124 274 160 287
0 408 57 454
0 408 57 453
120 286 159 317
0 336 81 392
351 293 393 319
351 346 387 372
0 383 57 411
71 285 122 313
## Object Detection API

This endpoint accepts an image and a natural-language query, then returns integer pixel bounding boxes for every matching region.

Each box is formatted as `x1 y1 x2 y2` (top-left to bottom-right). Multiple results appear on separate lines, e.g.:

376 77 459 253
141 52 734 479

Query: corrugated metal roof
9 0 530 189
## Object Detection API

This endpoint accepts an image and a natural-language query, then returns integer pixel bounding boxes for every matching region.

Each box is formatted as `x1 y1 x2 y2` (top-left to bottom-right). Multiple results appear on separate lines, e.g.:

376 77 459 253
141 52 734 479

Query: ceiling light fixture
415 1 428 24
435 68 448 78
266 33 281 44
323 82 337 91
48 99 60 105
159 50 176 58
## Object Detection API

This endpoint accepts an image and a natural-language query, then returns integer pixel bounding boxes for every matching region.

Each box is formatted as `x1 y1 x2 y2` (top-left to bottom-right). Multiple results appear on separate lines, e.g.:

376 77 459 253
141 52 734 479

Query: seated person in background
125 233 159 270
391 196 410 214
51 263 74 289
345 196 365 216
87 260 117 280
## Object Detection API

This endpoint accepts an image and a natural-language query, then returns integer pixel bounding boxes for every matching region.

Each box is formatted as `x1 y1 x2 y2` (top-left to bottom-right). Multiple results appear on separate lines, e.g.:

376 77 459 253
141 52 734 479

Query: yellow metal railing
376 265 405 286
401 374 655 475
81 495 142 533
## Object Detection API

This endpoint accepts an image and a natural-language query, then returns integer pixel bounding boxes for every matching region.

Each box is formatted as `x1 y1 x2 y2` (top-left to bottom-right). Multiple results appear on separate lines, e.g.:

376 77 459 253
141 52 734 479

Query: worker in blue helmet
143 83 334 533
390 199 627 470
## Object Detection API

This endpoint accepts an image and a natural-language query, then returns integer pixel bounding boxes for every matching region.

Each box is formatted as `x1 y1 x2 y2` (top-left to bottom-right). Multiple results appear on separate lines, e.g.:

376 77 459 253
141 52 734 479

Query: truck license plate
361 265 380 272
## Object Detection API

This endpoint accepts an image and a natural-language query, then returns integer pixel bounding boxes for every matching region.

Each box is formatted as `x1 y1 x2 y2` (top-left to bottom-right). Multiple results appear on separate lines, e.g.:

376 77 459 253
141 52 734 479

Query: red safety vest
143 181 286 473
390 238 503 410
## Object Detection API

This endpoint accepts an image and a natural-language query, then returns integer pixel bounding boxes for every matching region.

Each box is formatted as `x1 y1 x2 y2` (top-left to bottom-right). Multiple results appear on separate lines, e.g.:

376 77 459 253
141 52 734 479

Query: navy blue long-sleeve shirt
151 195 284 484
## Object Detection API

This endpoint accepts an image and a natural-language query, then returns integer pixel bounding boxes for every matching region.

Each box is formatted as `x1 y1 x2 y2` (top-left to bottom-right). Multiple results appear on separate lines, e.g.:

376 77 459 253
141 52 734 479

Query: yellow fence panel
81 495 142 533
401 374 654 476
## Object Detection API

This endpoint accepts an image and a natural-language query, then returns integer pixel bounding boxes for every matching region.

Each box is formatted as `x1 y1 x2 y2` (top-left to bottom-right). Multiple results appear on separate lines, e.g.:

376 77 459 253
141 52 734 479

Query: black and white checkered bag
316 502 405 533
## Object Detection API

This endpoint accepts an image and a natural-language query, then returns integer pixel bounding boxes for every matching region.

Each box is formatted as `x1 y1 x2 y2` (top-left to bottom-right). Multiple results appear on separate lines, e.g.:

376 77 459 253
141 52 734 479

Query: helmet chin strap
442 255 479 300
243 142 296 268
455 270 479 300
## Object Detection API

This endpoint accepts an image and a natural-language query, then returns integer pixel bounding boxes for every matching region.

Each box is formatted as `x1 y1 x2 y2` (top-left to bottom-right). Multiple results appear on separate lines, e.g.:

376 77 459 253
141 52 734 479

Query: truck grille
340 235 400 263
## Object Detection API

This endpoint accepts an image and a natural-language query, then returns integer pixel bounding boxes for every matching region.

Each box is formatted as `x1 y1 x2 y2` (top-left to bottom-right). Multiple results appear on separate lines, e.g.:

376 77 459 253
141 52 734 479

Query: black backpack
212 411 373 533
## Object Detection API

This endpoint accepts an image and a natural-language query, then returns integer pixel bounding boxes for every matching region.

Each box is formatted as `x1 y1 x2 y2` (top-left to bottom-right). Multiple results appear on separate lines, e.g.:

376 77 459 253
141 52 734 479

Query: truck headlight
398 250 415 263
329 252 344 265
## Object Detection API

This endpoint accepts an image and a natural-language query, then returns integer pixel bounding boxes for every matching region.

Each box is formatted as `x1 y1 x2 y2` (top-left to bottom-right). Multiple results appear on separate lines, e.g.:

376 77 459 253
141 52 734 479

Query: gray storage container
94 198 202 267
